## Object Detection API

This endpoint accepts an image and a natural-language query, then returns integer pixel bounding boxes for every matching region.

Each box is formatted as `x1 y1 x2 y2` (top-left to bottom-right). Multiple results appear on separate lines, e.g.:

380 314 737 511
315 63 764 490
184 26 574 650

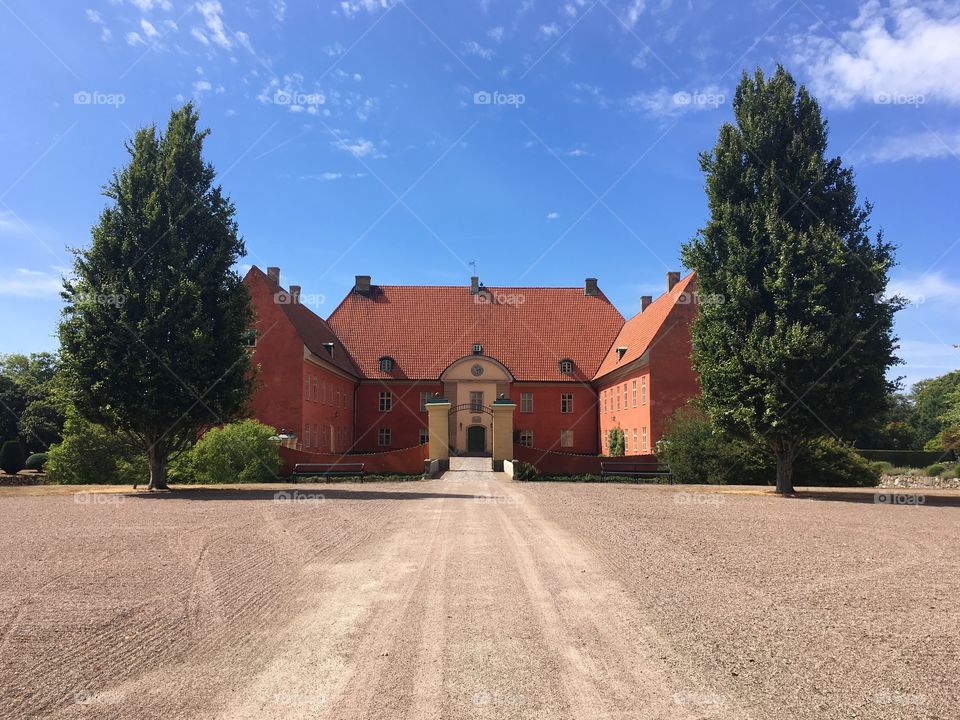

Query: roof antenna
469 260 478 277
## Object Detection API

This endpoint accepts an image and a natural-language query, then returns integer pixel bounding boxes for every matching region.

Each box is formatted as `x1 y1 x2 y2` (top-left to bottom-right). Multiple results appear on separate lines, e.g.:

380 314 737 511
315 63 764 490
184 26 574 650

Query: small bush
0 440 26 474
512 461 539 481
870 460 894 475
794 438 880 487
171 420 281 484
24 453 48 472
606 428 625 457
47 412 147 484
925 463 947 477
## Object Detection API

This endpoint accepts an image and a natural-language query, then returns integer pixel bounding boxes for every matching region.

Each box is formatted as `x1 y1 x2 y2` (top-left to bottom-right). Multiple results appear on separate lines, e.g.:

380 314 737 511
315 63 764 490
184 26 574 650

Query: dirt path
2 473 957 719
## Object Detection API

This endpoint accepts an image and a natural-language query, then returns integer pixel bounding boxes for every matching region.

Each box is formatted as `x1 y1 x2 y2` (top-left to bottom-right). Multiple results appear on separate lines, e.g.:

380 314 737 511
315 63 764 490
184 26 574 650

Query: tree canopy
681 66 901 493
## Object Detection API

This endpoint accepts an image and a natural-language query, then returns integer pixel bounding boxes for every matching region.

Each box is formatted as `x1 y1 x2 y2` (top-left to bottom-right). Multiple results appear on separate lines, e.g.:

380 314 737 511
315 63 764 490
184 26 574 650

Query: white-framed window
560 429 574 447
304 423 311 447
641 376 647 405
314 424 319 448
623 383 628 408
379 356 394 373
616 390 621 411
420 391 431 412
642 426 648 451
559 359 574 374
242 328 257 347
631 379 637 407
379 391 392 412
313 377 318 402
520 392 533 413
419 427 429 445
305 377 310 401
561 393 574 413
322 426 328 448
378 427 391 446
633 429 638 452
519 430 533 447
321 382 326 404
470 391 484 412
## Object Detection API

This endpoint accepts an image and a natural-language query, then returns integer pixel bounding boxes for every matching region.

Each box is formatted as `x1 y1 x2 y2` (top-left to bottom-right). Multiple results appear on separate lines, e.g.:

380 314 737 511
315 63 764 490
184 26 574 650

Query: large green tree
59 103 254 490
682 66 901 493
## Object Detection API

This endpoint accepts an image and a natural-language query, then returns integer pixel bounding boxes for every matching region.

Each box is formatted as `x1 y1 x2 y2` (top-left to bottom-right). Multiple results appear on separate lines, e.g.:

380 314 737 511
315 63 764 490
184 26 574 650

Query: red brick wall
647 302 699 443
245 272 305 435
299 364 358 453
597 374 653 456
279 443 429 475
512 383 599 454
513 444 658 475
353 381 442 452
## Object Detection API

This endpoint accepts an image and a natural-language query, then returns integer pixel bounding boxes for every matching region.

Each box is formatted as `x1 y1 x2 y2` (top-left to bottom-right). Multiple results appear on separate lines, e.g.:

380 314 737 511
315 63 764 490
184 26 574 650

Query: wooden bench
292 462 365 481
600 462 672 482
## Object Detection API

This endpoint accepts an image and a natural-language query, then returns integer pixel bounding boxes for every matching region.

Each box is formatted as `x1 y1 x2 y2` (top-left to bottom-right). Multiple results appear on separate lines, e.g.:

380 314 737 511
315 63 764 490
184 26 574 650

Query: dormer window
616 346 627 361
242 328 257 348
472 343 483 355
559 358 574 374
379 356 395 373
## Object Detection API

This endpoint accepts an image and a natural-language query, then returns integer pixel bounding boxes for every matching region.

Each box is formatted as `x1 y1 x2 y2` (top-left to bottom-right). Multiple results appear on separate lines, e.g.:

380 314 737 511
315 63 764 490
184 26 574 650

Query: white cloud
340 0 395 19
860 128 960 163
140 19 160 39
623 0 646 28
0 269 63 298
566 148 592 157
888 271 960 306
539 23 560 38
130 0 173 10
462 40 494 60
793 1 960 107
487 26 504 42
335 138 379 158
272 0 287 21
86 9 102 23
195 0 233 49
300 172 367 181
546 211 559 220
191 26 210 45
193 79 213 93
625 85 726 118
126 31 144 45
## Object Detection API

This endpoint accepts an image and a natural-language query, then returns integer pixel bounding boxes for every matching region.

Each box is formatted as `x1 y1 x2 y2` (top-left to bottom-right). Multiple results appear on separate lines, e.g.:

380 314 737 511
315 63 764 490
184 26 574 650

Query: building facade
242 266 698 458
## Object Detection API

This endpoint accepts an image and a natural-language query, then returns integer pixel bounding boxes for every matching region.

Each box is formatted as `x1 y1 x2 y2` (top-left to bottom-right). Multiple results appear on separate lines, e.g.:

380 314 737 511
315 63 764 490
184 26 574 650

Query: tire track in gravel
493 479 735 720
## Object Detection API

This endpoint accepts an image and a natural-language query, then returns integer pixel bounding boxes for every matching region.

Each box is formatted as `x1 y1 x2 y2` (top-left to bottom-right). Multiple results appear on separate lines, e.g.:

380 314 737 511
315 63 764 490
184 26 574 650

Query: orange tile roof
246 267 361 377
327 284 625 381
593 271 697 380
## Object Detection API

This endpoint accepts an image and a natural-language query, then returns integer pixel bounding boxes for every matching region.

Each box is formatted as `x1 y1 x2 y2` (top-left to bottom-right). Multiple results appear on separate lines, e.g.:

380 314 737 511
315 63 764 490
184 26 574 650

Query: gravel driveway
1 472 957 719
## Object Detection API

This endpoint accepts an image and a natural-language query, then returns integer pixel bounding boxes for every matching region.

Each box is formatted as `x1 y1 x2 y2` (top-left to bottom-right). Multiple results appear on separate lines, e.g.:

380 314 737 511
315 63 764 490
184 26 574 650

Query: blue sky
0 0 958 389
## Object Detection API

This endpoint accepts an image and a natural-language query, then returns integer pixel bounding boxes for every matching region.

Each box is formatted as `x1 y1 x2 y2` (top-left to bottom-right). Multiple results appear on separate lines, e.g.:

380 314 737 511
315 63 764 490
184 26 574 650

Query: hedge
857 449 956 468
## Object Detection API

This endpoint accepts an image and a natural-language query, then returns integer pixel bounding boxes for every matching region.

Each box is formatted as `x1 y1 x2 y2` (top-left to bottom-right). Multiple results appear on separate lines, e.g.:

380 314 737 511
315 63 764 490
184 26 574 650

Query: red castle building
242 266 698 469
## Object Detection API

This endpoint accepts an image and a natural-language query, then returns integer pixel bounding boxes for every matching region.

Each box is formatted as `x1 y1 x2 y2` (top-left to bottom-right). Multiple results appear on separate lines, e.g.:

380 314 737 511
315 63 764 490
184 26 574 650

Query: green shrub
512 461 539 481
24 453 48 472
606 428 625 457
870 460 894 475
794 438 880 487
925 463 947 477
0 440 26 474
46 411 147 484
171 420 281 484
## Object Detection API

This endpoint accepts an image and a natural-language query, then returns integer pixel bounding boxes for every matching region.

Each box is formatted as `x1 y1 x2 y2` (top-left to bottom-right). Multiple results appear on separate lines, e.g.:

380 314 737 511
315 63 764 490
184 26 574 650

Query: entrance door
466 425 486 453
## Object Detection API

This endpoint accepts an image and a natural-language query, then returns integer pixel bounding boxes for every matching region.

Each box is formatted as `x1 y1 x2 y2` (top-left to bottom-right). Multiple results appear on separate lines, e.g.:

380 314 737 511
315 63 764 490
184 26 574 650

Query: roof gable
593 272 697 380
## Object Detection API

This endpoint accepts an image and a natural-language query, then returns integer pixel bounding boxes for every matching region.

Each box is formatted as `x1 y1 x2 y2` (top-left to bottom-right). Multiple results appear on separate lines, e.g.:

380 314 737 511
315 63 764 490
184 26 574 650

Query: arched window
559 358 574 374
379 356 395 373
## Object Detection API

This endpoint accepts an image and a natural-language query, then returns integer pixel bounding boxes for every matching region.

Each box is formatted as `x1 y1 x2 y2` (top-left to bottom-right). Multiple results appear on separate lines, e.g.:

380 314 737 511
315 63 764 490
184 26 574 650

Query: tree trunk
147 443 169 490
771 438 798 494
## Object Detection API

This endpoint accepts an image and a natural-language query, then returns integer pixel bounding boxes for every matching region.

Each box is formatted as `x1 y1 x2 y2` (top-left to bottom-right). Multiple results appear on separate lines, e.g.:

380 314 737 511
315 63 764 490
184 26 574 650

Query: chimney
354 275 372 294
640 295 652 312
667 271 681 291
267 266 280 284
289 285 301 304
470 276 480 295
584 278 599 296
